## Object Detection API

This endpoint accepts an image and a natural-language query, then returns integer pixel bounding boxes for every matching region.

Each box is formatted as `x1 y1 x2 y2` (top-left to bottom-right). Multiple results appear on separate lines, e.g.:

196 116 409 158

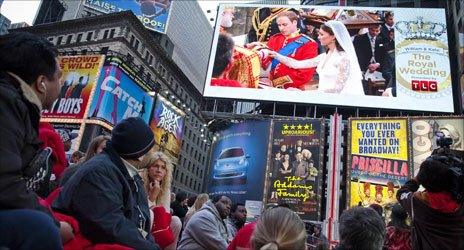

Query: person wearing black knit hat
54 117 160 250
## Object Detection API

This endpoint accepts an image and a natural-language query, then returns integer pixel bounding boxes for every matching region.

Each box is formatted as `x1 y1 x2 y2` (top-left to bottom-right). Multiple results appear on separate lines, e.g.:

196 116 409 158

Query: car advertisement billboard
208 120 271 204
88 56 155 126
149 95 185 165
347 118 412 210
42 55 105 120
265 119 325 221
84 0 172 33
204 4 453 112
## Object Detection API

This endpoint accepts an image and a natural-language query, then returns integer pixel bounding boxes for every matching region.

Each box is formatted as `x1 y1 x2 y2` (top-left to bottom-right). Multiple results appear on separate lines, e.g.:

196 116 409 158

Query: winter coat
53 141 159 250
178 201 229 250
397 179 464 250
0 72 54 218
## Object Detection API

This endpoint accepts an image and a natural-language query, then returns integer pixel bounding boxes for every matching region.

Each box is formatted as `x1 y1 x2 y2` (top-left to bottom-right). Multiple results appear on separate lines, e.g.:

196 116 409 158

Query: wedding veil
325 20 363 84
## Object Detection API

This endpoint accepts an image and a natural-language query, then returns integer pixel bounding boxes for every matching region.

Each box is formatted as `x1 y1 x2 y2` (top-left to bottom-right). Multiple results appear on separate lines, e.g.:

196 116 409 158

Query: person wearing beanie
53 117 160 250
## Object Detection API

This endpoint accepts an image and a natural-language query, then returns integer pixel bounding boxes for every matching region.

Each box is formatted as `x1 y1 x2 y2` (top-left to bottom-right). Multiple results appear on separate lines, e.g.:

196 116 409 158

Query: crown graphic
396 17 446 40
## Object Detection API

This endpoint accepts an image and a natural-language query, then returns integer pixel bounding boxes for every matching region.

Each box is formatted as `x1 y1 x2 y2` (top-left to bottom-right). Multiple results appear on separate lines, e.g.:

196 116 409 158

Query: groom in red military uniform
260 11 318 90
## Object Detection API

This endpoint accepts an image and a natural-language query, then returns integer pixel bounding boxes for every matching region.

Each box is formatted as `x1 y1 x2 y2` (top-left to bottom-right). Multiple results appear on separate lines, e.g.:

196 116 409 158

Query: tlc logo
411 80 438 92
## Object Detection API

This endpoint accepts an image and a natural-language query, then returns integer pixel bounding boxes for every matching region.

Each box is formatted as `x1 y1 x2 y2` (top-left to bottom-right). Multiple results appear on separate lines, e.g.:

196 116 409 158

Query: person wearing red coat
38 122 68 180
260 11 318 90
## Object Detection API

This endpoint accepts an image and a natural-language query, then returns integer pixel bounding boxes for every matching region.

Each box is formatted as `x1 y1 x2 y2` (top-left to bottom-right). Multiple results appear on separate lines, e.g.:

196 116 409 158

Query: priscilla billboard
347 118 412 210
204 4 454 112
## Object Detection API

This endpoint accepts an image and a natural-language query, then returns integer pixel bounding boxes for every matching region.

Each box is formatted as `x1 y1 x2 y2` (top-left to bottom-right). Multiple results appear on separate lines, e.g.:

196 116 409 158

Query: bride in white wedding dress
269 20 365 95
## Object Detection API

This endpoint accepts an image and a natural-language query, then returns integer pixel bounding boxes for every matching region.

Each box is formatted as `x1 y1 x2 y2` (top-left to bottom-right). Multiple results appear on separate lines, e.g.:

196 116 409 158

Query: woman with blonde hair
184 193 209 227
252 207 307 250
140 151 181 250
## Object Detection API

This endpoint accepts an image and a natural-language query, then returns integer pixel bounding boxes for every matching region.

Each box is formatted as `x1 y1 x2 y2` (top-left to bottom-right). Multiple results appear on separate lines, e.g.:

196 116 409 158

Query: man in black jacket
0 32 65 250
397 158 464 250
54 117 160 250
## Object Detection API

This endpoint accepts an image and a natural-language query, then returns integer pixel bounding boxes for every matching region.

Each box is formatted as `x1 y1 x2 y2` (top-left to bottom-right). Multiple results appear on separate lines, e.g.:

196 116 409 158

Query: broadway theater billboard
43 55 104 120
84 0 172 33
348 118 412 210
150 95 185 165
208 120 271 204
204 4 454 112
88 56 155 126
265 119 325 221
410 116 464 176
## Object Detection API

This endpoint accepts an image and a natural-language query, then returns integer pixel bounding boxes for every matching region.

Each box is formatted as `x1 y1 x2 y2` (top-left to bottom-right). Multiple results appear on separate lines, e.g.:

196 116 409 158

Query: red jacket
263 33 318 89
38 122 68 179
227 221 257 250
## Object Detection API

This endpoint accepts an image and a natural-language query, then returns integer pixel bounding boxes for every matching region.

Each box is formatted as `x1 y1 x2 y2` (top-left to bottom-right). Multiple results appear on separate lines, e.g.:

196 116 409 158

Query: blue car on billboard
213 147 250 180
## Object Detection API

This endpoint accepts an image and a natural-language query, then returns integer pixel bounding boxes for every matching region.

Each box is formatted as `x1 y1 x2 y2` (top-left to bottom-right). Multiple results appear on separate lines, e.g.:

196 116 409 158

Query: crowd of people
1 31 463 250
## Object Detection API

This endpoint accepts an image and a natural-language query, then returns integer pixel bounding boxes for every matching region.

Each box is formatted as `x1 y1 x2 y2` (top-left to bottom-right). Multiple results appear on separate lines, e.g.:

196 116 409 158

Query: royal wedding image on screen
204 4 453 112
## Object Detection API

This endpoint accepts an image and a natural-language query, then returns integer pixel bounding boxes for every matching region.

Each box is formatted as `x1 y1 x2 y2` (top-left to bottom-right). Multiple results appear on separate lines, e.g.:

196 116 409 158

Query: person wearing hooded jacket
178 194 232 250
53 117 160 250
0 32 67 250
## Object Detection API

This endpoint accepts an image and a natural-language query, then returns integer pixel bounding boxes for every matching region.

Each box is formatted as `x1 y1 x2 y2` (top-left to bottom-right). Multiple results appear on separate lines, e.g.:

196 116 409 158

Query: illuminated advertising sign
410 117 464 176
265 119 325 221
88 57 155 126
84 0 172 33
204 5 453 112
150 95 185 165
347 118 412 210
208 120 271 204
43 55 104 120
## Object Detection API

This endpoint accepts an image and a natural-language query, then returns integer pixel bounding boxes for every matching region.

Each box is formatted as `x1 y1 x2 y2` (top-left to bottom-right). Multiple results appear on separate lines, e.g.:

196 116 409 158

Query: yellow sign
351 119 408 161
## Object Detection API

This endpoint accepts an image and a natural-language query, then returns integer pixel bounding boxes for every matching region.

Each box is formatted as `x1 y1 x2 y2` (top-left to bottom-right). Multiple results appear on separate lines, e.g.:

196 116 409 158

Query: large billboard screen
149 95 185 165
208 120 271 204
204 5 453 112
348 118 412 210
265 119 325 221
83 0 172 33
88 57 155 126
43 55 104 120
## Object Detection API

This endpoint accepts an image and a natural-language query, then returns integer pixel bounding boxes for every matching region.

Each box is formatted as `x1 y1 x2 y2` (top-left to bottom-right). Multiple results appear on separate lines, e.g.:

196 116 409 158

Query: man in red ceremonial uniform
260 11 318 90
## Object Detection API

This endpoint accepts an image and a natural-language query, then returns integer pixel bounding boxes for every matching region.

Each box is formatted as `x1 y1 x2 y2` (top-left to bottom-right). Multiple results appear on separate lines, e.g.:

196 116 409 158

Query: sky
0 0 301 26
0 0 41 25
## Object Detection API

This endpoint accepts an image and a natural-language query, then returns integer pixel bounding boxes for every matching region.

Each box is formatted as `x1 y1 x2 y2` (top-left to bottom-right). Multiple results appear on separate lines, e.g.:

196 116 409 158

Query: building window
66 35 73 44
103 29 109 39
109 28 116 38
56 36 63 45
86 32 93 41
48 37 54 42
134 39 140 51
76 33 83 43
130 34 135 45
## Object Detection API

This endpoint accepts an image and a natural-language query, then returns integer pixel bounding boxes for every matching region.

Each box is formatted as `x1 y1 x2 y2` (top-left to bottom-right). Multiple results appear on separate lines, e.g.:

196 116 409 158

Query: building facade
33 0 67 25
9 22 30 30
0 14 10 35
13 11 211 195
50 0 212 93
